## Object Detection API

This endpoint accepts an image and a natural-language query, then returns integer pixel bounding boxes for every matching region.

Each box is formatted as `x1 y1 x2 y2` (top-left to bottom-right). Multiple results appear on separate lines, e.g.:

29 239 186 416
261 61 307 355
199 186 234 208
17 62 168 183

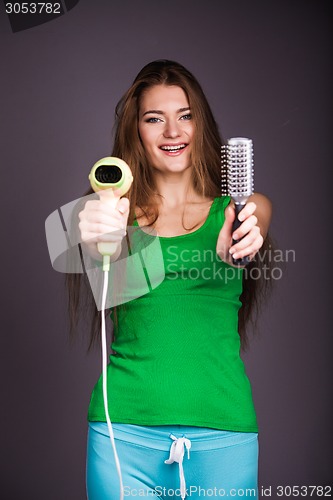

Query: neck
152 168 200 209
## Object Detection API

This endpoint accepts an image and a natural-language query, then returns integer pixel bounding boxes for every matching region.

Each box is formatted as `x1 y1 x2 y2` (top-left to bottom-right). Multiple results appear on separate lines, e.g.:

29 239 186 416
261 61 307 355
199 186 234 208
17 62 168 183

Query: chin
162 163 191 174
159 156 192 172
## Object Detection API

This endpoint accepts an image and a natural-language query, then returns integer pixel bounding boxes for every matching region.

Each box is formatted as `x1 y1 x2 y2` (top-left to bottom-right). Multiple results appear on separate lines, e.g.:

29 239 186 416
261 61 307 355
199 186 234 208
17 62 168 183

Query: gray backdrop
1 0 332 498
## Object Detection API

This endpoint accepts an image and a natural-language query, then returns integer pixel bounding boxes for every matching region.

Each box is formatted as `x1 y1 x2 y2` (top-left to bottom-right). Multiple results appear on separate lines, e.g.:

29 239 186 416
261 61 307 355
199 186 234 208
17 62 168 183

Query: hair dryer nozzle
89 157 133 197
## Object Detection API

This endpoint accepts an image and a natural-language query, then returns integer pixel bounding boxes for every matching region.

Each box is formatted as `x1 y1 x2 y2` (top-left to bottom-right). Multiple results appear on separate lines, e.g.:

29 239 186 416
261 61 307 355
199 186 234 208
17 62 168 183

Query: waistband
89 422 258 452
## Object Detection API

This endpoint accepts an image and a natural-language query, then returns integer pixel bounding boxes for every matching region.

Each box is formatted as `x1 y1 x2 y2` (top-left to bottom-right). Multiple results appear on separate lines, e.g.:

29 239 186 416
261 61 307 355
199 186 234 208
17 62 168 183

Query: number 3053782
5 3 61 14
276 485 331 497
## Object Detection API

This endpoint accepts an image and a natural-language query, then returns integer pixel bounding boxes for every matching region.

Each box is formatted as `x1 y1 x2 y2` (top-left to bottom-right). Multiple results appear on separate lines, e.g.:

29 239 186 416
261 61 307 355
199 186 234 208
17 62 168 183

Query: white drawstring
165 434 192 499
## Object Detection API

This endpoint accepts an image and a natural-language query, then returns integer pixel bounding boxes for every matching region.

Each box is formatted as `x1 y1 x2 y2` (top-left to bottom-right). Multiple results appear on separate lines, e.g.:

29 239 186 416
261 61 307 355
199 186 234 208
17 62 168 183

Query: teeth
161 144 186 151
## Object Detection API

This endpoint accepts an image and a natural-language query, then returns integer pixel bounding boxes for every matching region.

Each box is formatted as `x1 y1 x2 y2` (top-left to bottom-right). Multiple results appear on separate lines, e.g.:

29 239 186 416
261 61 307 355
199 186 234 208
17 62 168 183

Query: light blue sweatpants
86 422 258 499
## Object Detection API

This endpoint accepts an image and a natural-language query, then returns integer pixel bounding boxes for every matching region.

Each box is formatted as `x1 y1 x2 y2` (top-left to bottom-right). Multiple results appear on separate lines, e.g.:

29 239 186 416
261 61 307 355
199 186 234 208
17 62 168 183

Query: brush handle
232 204 251 266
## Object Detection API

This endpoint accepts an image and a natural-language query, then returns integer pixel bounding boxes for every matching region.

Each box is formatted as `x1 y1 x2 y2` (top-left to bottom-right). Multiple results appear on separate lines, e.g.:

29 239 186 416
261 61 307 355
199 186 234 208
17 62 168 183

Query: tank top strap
208 195 231 231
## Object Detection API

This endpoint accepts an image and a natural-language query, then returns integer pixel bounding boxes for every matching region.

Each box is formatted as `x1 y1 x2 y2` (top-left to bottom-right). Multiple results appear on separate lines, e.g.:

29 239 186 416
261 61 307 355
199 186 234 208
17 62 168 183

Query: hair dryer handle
97 190 121 257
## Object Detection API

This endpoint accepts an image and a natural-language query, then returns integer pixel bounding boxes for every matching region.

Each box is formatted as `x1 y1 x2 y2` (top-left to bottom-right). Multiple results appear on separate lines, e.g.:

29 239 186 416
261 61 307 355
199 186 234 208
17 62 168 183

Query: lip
159 143 188 156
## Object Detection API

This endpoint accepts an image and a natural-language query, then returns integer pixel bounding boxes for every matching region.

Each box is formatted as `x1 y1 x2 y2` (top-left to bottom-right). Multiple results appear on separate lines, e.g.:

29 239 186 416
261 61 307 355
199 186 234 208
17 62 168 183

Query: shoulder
208 196 231 229
248 192 272 214
211 195 231 212
247 192 273 237
249 192 272 204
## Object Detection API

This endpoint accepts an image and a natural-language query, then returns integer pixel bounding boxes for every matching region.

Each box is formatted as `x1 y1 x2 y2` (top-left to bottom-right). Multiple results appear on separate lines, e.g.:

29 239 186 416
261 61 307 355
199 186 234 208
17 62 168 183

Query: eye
145 117 163 123
180 113 192 121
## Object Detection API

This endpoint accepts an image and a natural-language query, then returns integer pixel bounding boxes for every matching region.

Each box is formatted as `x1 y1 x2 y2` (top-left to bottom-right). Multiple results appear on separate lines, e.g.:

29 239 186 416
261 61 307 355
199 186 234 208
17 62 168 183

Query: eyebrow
142 107 190 117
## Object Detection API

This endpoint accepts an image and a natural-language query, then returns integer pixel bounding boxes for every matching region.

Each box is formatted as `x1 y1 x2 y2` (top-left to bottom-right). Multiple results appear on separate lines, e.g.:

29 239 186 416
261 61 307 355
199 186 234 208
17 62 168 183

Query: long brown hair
66 59 274 350
113 59 222 226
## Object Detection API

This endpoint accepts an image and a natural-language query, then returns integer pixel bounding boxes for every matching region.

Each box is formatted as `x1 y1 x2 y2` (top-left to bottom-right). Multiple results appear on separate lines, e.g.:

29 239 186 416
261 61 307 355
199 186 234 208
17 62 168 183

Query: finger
83 225 127 241
80 232 99 244
79 200 102 220
85 211 125 227
231 226 260 252
84 198 127 221
82 199 101 211
222 205 236 234
81 221 126 235
216 205 236 261
218 205 235 247
237 202 257 222
82 199 123 217
117 197 130 215
82 231 126 245
94 220 127 233
232 215 258 240
230 232 263 259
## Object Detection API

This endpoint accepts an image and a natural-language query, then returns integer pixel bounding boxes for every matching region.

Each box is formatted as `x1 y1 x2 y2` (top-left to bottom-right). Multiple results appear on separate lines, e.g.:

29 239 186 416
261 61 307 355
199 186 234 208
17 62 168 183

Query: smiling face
138 85 194 175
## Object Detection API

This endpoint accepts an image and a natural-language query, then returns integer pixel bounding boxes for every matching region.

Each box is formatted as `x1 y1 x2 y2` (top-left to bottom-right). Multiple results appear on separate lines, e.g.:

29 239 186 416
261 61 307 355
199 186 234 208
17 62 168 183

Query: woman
75 60 272 499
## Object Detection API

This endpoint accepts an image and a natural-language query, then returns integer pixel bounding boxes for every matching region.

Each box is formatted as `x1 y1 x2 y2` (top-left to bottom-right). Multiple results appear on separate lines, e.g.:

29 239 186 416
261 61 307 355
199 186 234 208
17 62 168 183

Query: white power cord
101 258 124 500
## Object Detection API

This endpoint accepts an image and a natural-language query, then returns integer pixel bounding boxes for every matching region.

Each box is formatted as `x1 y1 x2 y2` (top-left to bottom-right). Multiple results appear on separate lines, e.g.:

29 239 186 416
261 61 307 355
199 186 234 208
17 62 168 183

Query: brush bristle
221 138 254 203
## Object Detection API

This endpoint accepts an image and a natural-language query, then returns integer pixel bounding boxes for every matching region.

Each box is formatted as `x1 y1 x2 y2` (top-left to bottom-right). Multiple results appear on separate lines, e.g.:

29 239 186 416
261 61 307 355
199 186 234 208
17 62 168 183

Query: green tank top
88 196 258 432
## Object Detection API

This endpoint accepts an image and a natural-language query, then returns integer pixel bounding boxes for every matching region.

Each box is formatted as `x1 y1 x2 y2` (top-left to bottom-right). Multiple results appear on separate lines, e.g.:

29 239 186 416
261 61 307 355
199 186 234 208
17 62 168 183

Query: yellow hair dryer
89 157 133 268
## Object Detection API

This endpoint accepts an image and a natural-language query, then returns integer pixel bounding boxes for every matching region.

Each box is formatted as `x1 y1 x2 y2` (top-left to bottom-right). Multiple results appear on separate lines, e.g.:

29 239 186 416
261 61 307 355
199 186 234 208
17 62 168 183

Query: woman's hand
216 194 272 266
78 196 130 262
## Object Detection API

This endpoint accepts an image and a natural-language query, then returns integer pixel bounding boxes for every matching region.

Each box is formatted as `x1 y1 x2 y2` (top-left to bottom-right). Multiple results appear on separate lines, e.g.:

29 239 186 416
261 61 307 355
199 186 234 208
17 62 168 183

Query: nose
163 119 181 139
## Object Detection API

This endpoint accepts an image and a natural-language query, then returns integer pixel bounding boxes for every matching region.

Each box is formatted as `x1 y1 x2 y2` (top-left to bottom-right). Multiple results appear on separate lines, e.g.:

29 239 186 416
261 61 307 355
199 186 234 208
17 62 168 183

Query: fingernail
229 248 235 255
233 233 239 240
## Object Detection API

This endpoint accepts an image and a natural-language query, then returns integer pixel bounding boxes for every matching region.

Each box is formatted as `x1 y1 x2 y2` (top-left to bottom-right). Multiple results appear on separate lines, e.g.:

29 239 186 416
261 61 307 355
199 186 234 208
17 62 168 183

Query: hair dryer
89 157 134 498
89 157 133 269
